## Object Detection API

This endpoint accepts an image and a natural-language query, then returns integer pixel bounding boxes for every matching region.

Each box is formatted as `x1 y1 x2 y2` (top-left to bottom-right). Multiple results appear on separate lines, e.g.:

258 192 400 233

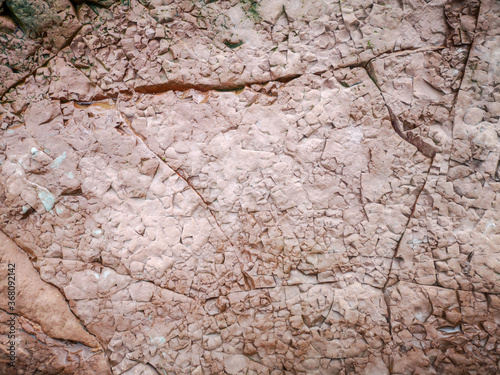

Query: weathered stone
0 0 498 374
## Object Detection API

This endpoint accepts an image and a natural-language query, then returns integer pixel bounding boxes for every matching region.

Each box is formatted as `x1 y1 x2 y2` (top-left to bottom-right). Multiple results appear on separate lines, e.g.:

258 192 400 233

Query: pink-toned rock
0 0 498 373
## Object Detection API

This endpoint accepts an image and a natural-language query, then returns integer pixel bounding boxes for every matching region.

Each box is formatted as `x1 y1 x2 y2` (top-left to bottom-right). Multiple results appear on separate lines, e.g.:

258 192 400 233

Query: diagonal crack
446 1 482 178
30 272 113 369
115 107 234 246
360 58 437 294
386 105 437 159
381 158 434 292
0 229 110 360
0 306 113 375
113 106 252 292
362 65 437 158
0 306 102 351
383 288 393 340
0 25 83 101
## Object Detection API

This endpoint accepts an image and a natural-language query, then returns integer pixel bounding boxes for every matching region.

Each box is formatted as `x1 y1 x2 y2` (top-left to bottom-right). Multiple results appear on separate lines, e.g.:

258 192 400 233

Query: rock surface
0 0 498 374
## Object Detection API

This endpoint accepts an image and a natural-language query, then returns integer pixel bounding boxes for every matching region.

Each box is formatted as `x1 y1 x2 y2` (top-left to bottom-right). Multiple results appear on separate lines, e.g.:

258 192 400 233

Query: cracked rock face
0 0 499 374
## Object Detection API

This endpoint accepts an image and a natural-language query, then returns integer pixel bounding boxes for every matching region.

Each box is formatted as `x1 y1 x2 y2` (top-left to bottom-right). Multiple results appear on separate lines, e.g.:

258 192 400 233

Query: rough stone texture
0 0 81 95
0 0 498 374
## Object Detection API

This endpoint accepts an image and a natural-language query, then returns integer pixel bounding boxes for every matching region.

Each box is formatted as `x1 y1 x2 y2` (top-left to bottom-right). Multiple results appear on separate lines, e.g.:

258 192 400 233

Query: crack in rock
0 0 499 373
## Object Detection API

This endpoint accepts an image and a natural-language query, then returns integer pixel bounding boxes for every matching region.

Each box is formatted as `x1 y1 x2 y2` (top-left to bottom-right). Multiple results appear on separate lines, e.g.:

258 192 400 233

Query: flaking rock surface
0 0 498 374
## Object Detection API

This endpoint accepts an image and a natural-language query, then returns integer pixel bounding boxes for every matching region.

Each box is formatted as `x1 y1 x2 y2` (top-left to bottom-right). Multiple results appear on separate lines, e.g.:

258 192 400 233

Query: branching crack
363 65 437 158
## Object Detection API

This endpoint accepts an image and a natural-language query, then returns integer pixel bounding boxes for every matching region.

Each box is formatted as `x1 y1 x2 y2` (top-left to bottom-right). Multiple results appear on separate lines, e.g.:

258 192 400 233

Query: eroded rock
0 0 498 374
